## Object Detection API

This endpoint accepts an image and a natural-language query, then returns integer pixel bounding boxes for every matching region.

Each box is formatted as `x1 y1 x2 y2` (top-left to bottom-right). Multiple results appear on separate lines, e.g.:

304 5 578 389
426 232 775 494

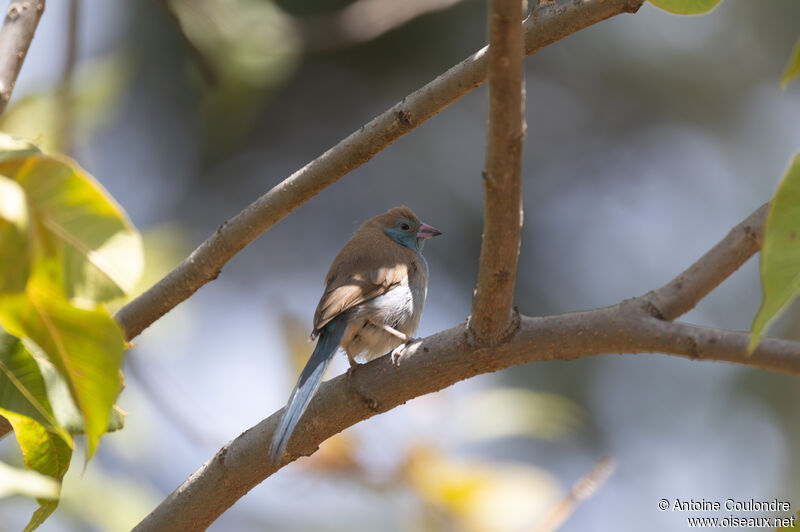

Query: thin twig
114 0 646 342
57 0 78 154
642 202 768 321
471 0 526 343
0 415 11 438
0 0 46 117
533 456 616 532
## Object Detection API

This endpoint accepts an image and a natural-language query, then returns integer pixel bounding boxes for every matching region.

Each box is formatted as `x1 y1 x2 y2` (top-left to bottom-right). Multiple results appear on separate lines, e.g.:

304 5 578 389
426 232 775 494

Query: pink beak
416 223 442 239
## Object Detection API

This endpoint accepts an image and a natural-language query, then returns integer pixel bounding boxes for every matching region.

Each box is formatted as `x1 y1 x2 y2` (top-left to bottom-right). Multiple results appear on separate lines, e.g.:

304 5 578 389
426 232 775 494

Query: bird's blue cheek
384 228 419 251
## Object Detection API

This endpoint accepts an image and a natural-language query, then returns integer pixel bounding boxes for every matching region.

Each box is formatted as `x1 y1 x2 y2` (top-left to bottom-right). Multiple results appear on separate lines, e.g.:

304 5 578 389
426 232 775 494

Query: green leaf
31 349 125 435
0 154 143 303
0 327 69 443
750 153 800 353
5 413 71 532
648 0 722 15
0 283 125 458
0 175 31 292
781 38 800 90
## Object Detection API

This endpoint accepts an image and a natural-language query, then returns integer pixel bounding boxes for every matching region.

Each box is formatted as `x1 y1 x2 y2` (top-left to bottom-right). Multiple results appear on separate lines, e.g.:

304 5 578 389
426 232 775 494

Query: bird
268 206 441 464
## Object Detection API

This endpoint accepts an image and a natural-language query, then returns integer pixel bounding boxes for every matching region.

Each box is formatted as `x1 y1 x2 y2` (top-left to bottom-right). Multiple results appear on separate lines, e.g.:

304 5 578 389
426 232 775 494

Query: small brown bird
269 206 441 463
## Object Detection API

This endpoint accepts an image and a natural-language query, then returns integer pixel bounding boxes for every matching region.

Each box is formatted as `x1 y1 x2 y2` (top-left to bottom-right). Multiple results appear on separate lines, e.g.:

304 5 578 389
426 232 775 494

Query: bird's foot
390 337 420 366
346 363 380 411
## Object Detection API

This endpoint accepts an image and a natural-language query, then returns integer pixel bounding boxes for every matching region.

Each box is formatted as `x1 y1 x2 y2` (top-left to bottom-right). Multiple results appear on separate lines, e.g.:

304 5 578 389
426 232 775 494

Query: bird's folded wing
313 246 414 332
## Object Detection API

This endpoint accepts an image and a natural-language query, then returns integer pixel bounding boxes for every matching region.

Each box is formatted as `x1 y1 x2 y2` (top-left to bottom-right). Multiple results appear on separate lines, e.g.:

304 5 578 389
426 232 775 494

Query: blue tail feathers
268 316 346 464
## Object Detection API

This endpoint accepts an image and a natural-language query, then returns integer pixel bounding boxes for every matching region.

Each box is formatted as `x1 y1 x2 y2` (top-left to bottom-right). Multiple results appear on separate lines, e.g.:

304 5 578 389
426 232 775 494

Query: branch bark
132 200 795 532
114 0 646 342
0 0 45 117
471 0 525 342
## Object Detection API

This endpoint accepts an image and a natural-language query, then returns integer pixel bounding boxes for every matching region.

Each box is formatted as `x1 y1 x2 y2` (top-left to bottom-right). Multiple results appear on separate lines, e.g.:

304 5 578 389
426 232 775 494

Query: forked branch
114 0 646 342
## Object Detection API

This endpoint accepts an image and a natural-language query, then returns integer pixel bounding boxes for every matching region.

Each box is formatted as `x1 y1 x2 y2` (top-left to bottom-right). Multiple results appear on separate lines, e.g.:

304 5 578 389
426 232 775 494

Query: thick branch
0 0 45 117
471 0 526 342
114 0 645 342
133 199 786 531
133 312 800 531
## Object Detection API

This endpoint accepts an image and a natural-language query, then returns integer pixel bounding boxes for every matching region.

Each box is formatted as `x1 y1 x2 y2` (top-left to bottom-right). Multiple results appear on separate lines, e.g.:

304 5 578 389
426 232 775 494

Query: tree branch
114 0 646 342
0 0 45 117
133 316 800 531
641 202 768 321
471 0 526 342
133 200 795 532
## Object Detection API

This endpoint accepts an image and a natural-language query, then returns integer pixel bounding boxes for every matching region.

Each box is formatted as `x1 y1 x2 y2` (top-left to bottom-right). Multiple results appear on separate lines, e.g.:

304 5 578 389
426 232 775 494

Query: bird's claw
390 337 420 366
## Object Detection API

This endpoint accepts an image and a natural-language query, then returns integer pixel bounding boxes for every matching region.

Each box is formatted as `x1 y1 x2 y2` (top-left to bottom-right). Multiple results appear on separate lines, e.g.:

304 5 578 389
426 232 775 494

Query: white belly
342 265 428 361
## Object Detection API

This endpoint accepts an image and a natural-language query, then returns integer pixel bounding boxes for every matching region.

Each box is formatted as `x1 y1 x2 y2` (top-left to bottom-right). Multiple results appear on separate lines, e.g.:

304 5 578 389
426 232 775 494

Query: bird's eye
400 222 410 231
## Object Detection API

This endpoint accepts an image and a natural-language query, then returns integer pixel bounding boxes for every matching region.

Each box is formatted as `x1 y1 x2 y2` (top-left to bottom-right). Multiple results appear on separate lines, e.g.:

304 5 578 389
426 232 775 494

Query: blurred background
1 0 800 530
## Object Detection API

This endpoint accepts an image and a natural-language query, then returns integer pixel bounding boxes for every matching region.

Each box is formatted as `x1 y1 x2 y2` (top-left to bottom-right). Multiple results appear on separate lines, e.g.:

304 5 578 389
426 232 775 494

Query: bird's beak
416 223 442 239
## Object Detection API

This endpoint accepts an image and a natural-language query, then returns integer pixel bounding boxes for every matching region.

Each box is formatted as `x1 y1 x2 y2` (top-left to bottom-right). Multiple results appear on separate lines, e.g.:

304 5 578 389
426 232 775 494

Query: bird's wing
313 261 409 333
312 234 415 333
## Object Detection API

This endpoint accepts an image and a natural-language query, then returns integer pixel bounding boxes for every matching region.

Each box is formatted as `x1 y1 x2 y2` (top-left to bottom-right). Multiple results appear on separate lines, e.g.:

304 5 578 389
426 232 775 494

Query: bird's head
378 206 441 252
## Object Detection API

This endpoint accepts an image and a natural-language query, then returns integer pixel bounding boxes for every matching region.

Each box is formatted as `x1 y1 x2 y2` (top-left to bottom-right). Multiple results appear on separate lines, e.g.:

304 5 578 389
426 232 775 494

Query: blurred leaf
750 153 800 353
0 54 130 152
454 388 583 443
0 281 125 459
0 175 31 292
0 154 144 304
167 0 300 151
279 310 314 377
302 432 360 474
405 447 559 532
5 413 71 532
0 460 60 500
0 133 41 162
51 445 161 532
781 38 800 90
647 0 722 14
0 327 69 443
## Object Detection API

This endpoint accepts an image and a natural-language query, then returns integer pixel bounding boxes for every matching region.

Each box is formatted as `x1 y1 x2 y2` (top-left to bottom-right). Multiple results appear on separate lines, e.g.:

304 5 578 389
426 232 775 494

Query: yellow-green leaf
648 0 722 15
0 283 125 458
781 38 800 90
0 133 41 162
0 154 143 303
0 175 31 292
750 153 800 353
5 413 71 532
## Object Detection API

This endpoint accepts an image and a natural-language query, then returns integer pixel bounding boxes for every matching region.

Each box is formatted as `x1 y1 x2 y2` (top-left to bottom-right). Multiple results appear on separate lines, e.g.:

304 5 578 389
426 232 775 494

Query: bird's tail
269 316 346 464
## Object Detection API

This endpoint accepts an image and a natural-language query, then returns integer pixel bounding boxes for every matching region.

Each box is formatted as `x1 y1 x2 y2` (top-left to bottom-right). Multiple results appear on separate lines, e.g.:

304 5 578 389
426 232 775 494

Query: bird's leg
344 347 380 411
368 320 419 366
